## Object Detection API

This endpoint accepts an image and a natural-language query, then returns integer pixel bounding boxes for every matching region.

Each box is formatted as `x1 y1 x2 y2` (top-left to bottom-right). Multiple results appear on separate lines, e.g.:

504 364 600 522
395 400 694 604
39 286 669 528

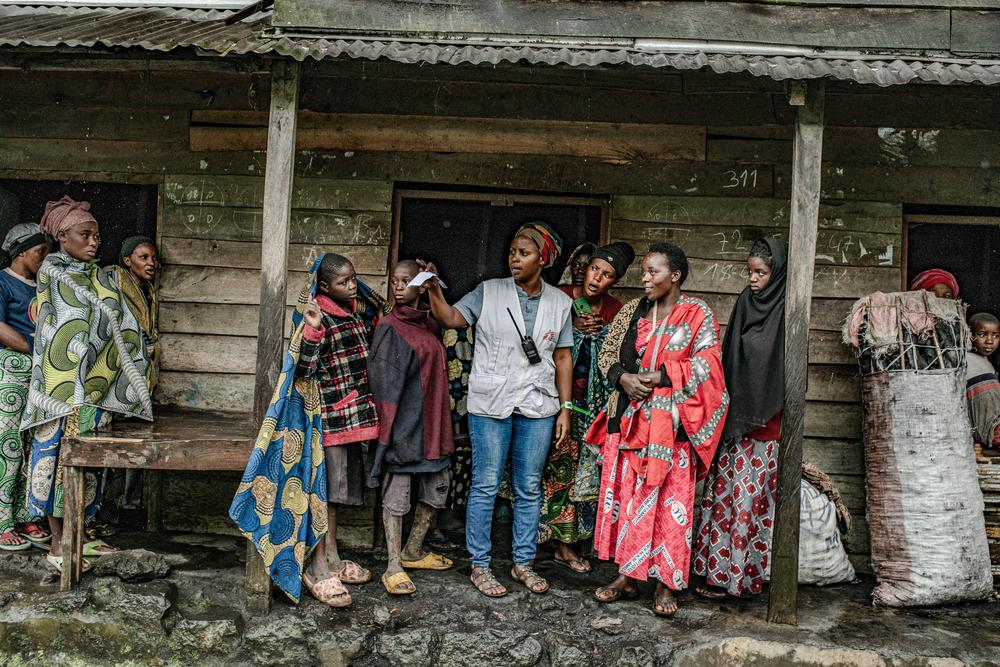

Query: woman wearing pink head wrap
909 269 960 300
23 196 153 574
39 196 99 262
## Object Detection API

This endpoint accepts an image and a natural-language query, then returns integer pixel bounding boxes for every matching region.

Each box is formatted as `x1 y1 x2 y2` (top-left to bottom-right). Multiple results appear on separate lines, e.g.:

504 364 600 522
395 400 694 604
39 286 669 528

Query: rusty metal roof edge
263 37 1000 87
1 4 998 86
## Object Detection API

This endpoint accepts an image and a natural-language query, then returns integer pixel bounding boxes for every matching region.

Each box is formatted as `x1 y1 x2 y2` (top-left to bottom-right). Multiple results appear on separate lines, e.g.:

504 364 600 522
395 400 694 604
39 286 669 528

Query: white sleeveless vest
466 278 571 419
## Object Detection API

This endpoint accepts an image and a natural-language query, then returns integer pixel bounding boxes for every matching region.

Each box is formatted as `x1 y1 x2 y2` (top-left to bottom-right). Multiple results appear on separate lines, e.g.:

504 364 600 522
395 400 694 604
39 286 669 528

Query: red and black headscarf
515 221 563 268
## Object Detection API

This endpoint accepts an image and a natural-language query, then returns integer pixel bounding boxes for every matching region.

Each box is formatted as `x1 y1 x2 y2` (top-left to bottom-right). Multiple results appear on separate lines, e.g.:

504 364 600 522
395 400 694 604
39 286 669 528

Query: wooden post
253 57 299 424
59 467 78 592
767 80 825 625
246 57 300 615
143 470 163 533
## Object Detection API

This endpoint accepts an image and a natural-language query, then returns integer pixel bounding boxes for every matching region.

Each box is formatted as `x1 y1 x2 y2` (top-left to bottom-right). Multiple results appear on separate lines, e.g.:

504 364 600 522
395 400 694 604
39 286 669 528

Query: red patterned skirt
692 436 779 597
593 433 697 590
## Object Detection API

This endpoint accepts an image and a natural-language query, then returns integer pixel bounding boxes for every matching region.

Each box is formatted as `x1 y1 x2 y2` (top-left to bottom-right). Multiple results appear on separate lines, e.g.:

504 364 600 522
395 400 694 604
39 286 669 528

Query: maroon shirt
367 304 455 474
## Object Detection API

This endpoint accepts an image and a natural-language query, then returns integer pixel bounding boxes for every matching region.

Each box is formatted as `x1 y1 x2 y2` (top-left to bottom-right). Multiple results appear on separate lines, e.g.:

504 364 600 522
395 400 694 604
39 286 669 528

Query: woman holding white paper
419 221 574 598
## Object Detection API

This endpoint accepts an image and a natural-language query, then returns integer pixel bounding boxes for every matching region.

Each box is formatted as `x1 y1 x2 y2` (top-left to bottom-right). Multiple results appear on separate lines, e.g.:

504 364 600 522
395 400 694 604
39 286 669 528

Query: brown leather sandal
511 564 549 594
471 566 508 598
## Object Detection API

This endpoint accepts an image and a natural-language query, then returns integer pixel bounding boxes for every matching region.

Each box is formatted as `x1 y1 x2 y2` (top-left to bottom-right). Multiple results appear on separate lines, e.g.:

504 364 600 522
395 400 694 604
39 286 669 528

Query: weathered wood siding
2 60 997 559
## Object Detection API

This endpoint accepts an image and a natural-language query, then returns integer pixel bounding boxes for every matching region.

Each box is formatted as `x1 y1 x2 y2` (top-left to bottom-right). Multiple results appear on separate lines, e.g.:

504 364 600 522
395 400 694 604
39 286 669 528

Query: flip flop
85 520 117 539
694 585 728 600
333 559 372 585
594 585 640 603
302 573 352 608
553 555 592 574
82 539 119 557
16 522 52 545
381 571 417 595
654 590 679 618
46 553 92 574
401 552 454 571
0 531 31 552
425 534 460 553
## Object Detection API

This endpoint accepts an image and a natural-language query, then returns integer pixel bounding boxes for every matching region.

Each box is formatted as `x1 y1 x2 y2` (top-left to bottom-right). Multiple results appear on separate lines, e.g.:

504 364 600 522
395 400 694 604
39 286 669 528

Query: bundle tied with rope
842 291 992 607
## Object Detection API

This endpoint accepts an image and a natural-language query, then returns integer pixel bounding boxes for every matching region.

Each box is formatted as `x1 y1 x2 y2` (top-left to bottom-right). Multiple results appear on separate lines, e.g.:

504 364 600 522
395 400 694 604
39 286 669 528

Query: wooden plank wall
609 196 900 567
157 174 391 410
1 59 998 559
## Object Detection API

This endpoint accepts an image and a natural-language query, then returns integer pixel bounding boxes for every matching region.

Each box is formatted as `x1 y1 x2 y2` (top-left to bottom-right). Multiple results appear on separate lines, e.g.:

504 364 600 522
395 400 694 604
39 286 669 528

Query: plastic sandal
82 539 120 557
381 570 417 595
654 588 679 618
302 573 352 608
0 531 31 552
401 552 454 571
694 585 727 600
333 559 372 584
45 553 92 574
16 522 51 544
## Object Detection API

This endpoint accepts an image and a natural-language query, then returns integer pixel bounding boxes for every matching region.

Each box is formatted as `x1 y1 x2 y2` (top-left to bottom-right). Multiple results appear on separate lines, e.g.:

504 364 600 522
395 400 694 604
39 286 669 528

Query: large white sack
861 368 993 606
798 479 856 586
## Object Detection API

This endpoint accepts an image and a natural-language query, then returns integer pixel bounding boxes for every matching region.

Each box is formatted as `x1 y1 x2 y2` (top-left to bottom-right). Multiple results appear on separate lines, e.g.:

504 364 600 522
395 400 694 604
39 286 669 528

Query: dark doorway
393 189 607 510
0 179 157 266
906 214 1000 364
394 190 606 299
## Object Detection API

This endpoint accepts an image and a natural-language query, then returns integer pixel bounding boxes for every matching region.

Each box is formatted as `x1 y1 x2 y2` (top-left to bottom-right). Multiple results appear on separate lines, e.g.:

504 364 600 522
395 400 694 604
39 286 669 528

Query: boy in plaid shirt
300 253 379 607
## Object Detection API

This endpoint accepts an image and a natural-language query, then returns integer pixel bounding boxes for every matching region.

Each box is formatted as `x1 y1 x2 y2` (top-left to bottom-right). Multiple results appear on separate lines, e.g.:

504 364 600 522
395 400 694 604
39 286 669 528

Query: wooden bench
58 406 272 612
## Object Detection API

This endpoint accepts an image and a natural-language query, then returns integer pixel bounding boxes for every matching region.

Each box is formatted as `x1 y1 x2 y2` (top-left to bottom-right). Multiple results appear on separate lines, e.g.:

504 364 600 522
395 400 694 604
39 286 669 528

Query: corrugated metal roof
0 4 998 87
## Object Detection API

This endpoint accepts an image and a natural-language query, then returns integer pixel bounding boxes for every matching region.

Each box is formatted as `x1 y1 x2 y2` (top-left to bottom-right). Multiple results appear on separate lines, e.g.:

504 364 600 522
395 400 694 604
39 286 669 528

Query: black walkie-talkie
507 308 542 365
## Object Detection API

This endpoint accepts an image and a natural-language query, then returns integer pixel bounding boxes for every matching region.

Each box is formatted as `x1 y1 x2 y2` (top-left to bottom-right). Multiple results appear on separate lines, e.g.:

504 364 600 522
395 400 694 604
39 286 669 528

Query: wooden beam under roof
273 0 954 51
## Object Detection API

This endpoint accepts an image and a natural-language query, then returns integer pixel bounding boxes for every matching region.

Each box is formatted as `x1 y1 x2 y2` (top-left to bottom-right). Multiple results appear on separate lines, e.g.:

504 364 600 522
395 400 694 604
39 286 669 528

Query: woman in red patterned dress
591 242 729 617
693 237 787 599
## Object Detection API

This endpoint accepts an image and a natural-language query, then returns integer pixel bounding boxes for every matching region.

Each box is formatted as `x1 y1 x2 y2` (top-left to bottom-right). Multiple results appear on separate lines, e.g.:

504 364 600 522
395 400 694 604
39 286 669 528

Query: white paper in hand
407 271 447 289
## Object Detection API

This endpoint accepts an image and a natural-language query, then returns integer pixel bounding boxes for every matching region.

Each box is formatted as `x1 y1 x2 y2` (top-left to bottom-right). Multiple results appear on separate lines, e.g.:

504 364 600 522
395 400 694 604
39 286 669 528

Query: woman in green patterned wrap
0 223 51 551
22 196 153 574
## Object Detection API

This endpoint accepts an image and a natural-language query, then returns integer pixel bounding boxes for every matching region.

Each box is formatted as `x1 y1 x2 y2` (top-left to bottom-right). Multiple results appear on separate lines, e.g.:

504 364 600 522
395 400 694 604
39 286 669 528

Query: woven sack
861 368 992 606
798 480 856 586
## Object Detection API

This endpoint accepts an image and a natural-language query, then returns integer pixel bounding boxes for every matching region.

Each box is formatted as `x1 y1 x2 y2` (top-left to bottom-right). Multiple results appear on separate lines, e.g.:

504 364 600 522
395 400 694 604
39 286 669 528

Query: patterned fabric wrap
27 407 106 518
693 435 779 597
20 253 152 432
110 265 159 393
537 325 611 544
594 434 697 588
443 326 474 507
592 296 728 589
229 267 330 603
612 296 729 487
0 349 31 531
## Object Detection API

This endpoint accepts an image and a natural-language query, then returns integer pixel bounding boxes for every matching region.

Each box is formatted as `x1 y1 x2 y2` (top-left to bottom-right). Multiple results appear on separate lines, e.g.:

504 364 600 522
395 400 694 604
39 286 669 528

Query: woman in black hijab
692 236 788 599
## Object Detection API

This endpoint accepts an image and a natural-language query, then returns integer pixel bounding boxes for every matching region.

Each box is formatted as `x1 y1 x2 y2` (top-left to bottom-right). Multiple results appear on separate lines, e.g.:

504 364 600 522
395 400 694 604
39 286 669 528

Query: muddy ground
0 528 996 667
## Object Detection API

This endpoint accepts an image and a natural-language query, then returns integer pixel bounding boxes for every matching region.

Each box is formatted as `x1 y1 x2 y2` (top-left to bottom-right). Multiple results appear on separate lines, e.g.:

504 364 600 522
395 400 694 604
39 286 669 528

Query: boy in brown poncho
368 260 456 594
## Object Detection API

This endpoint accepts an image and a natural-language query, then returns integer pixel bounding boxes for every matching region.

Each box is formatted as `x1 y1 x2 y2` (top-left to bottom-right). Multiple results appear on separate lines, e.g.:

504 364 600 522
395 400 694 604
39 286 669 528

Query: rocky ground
0 528 997 667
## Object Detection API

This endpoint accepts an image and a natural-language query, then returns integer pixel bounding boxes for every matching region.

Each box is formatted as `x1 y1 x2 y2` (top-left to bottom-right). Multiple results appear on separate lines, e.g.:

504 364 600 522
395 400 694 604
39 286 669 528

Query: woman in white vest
420 221 573 598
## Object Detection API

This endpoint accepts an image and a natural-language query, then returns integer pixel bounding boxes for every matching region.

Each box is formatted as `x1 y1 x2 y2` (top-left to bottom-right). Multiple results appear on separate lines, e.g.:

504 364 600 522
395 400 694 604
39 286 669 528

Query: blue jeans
466 412 556 567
